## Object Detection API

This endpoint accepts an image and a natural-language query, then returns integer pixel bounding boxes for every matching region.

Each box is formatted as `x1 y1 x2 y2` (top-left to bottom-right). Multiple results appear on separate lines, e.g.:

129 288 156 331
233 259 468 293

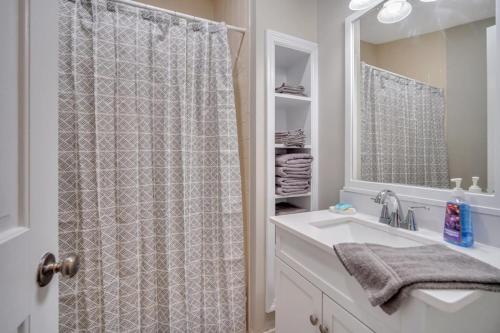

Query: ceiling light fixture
377 0 413 24
349 0 381 11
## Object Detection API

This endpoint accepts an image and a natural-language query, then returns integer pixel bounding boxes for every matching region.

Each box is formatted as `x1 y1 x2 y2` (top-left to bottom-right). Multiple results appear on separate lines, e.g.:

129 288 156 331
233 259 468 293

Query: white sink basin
311 218 425 247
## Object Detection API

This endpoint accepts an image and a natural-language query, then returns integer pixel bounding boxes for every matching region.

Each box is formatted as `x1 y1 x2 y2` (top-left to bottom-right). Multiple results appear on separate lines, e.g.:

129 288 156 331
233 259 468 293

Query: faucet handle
372 192 384 204
404 206 429 231
390 209 404 228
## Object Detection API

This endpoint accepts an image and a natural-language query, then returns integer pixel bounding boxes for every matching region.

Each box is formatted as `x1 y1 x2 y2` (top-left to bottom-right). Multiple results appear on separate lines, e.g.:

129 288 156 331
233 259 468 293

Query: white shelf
275 144 311 149
275 92 312 102
275 192 311 199
266 30 318 314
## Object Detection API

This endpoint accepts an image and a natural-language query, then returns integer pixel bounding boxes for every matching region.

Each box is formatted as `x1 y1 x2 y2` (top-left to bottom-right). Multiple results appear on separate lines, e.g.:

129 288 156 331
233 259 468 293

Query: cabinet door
322 295 374 333
275 258 322 333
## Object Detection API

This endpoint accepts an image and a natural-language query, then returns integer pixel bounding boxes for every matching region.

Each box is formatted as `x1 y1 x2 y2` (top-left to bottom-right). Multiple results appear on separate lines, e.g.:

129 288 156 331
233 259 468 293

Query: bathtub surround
58 0 245 331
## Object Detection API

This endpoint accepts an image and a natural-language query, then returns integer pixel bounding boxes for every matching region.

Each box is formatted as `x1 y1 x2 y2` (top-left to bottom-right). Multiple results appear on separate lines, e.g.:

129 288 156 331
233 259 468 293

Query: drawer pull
309 314 319 326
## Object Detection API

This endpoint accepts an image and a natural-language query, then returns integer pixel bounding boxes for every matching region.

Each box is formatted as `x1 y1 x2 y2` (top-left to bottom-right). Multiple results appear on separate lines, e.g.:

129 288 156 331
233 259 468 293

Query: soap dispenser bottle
444 178 474 247
468 177 482 193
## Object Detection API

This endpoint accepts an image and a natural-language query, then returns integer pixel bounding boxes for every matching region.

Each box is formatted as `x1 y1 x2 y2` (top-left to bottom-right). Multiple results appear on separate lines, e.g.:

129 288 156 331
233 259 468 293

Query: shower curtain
58 0 245 332
360 63 449 188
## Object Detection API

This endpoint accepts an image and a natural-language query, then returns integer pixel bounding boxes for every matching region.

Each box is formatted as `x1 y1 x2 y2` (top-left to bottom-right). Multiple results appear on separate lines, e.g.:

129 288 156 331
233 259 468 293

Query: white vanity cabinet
275 259 322 333
275 258 373 333
272 211 500 333
322 295 373 333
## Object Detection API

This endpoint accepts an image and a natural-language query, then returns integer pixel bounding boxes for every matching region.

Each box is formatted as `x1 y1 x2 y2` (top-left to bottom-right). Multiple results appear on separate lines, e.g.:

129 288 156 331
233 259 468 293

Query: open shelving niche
265 30 318 312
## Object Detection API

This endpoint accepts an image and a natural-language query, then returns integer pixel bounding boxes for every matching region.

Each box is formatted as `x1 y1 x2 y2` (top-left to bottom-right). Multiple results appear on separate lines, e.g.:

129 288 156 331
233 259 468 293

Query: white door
275 258 322 333
0 0 62 332
322 295 374 333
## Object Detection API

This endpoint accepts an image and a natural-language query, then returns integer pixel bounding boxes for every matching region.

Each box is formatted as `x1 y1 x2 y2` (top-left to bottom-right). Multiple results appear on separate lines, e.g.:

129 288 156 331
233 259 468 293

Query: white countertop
270 210 500 313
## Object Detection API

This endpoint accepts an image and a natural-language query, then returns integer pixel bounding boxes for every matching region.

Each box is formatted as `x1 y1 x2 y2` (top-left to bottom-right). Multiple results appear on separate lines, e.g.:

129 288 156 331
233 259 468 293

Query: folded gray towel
284 159 312 165
276 187 309 196
275 177 309 186
277 164 311 169
278 184 309 190
333 243 500 315
275 129 306 147
275 83 306 96
275 167 311 178
276 153 313 166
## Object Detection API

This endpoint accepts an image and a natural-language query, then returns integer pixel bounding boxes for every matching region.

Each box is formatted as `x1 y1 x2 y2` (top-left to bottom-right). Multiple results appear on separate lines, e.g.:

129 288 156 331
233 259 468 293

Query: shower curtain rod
362 62 441 89
110 0 246 34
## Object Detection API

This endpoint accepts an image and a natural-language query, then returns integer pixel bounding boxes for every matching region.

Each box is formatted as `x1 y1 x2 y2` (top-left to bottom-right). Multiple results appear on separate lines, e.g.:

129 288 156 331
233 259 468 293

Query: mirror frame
344 0 500 216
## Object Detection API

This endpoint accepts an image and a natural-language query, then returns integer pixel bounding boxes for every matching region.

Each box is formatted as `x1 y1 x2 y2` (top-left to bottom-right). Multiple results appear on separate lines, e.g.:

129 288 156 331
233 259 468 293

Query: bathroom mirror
350 0 496 194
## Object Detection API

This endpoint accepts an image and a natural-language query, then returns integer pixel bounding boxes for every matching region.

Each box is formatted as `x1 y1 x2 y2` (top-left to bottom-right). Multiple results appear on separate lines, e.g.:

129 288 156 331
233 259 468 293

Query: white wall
251 0 318 332
317 0 351 209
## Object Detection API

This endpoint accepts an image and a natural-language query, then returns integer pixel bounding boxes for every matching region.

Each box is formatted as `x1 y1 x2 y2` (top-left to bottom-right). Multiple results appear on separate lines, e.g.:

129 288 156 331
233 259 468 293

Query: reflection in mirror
355 0 495 193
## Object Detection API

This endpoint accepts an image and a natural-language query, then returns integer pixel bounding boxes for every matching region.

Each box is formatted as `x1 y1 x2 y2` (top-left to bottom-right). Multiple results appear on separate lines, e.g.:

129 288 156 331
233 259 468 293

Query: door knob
37 252 80 287
309 314 319 326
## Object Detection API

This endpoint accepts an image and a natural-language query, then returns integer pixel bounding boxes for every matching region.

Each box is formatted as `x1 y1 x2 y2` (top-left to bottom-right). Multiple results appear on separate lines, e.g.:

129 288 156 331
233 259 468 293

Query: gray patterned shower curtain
360 63 449 188
58 0 245 331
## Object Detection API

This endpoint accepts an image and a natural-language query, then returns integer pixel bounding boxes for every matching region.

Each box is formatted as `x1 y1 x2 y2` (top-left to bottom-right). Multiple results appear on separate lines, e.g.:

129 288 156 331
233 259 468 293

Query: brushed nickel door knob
319 324 329 333
37 252 80 287
309 314 319 326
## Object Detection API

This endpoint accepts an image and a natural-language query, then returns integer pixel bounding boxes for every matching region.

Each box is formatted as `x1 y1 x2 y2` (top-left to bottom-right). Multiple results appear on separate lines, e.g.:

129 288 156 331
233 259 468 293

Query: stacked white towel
275 153 313 195
275 129 306 147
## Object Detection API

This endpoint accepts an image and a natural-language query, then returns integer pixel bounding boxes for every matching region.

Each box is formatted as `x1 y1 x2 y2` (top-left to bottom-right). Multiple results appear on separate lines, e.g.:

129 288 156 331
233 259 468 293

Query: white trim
265 29 319 313
274 93 312 103
487 25 496 194
344 2 500 215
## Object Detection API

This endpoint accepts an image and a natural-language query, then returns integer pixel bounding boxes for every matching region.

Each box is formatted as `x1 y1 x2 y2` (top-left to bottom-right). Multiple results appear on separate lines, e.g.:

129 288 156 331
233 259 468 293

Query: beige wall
138 0 215 18
213 0 252 330
446 18 494 190
361 31 447 89
251 0 318 332
360 41 377 68
316 0 350 210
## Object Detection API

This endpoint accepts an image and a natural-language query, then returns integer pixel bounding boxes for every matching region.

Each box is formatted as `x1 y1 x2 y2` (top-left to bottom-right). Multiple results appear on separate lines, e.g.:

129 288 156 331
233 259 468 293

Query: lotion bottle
468 177 482 193
444 178 473 247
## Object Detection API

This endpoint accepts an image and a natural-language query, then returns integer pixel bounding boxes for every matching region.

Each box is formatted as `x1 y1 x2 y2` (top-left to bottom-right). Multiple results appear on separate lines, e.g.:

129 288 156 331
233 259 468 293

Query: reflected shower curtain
360 63 449 188
58 0 245 331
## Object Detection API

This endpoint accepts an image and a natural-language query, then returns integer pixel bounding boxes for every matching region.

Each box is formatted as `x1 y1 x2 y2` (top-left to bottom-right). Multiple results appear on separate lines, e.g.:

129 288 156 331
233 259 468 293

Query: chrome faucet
373 190 405 228
402 206 430 231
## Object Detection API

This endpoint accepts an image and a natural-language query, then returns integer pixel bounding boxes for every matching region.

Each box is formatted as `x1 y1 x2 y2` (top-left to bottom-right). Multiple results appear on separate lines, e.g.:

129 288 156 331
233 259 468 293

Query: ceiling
360 0 495 44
